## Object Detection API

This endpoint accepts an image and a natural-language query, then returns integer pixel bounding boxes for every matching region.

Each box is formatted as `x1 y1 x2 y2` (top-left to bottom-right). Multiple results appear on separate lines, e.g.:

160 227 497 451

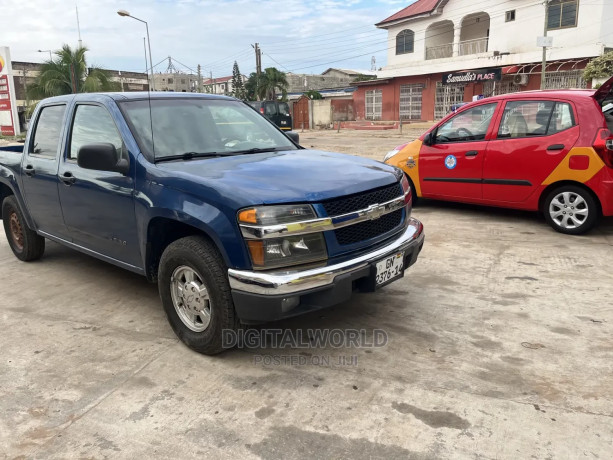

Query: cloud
3 0 397 76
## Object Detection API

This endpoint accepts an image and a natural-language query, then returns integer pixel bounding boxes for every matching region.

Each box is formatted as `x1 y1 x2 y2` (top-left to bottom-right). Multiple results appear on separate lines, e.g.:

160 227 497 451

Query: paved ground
1 129 612 459
299 123 433 160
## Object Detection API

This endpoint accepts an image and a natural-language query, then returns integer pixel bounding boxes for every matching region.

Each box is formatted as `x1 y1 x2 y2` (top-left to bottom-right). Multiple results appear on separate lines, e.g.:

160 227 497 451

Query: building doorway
365 89 382 120
399 84 424 120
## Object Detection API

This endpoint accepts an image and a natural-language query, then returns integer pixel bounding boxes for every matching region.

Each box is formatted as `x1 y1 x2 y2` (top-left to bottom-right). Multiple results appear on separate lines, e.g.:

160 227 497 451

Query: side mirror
423 131 434 146
77 143 129 175
286 131 299 144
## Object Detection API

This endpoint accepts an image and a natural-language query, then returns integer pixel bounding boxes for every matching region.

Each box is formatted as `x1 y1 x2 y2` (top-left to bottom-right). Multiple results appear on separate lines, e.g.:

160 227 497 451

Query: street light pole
38 49 52 61
117 9 155 91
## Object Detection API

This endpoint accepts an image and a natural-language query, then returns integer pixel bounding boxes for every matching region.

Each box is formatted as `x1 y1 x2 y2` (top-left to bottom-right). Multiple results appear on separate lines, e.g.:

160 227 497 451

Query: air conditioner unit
513 74 529 86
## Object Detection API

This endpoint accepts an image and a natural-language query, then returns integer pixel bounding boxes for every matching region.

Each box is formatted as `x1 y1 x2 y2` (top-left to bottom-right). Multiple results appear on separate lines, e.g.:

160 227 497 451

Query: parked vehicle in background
384 76 613 235
0 92 424 355
248 100 293 130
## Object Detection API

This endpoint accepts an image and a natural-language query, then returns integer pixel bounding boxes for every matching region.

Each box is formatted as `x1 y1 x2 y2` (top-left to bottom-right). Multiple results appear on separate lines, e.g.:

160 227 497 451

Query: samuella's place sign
442 68 502 85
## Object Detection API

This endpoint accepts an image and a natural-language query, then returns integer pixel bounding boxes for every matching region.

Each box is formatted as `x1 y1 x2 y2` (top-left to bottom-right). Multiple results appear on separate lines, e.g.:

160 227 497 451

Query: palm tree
28 45 115 99
258 67 288 101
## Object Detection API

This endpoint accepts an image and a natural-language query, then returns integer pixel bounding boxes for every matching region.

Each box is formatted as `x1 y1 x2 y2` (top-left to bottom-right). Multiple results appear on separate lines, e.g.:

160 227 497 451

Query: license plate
280 121 287 125
375 253 404 286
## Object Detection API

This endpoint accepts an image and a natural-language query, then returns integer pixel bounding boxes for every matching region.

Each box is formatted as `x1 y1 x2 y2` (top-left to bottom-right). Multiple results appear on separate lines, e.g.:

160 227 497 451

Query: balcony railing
458 37 489 56
425 43 453 60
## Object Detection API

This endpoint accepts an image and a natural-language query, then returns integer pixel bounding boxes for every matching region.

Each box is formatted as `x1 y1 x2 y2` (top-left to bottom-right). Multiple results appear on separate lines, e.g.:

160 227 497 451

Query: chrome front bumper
228 217 424 296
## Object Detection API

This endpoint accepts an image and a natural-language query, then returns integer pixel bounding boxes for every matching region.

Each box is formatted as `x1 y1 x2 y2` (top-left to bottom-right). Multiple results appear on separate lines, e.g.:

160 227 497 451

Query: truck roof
39 92 236 104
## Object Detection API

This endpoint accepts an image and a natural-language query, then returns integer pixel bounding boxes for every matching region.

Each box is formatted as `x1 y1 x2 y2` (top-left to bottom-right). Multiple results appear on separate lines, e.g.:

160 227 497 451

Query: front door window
435 103 498 143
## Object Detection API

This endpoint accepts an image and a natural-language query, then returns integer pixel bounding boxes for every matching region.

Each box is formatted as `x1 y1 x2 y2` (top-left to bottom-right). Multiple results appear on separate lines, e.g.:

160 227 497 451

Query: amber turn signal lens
247 240 265 266
238 208 257 224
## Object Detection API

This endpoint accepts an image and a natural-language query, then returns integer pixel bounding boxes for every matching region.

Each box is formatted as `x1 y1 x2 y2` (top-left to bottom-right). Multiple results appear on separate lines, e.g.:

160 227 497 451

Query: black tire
2 195 45 261
542 185 599 235
158 235 240 355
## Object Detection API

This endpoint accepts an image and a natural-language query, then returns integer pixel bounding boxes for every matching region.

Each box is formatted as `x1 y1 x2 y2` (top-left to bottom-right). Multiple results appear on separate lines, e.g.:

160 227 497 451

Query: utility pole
540 0 550 89
197 64 202 93
76 5 83 48
252 43 262 100
22 69 28 110
210 71 216 94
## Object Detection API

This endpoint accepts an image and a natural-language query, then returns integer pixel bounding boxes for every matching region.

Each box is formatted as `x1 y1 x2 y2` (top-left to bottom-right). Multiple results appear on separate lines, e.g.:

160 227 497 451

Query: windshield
119 98 297 160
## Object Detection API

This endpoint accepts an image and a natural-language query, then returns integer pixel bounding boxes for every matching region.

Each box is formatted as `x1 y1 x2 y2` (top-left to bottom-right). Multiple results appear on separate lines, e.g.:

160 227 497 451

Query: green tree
304 90 322 100
245 67 288 101
260 67 288 101
28 44 115 99
245 72 261 100
231 61 246 100
584 52 613 81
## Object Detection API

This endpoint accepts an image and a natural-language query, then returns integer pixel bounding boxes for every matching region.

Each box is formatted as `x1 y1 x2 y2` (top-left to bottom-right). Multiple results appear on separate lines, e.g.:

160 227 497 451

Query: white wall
312 99 332 127
379 0 610 78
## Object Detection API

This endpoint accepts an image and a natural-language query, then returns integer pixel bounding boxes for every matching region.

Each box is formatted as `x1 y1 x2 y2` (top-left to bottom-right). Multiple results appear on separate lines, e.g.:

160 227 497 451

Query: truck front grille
322 182 403 216
321 182 404 246
334 209 403 245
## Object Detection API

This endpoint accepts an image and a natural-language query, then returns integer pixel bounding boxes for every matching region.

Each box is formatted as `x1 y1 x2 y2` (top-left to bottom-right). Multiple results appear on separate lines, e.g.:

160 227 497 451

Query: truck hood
154 149 401 206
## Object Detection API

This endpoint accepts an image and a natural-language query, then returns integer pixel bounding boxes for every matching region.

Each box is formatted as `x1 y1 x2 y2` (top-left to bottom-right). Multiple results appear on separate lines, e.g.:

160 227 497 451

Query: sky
1 0 415 77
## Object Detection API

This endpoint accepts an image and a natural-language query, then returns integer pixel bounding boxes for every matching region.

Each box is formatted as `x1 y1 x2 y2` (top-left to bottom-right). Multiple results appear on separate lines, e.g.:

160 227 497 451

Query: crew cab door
57 103 140 267
483 99 580 203
20 103 70 237
419 102 499 200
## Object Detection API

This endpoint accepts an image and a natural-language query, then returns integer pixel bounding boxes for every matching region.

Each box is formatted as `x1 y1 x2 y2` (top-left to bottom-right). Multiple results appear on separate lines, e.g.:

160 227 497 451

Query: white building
353 0 613 121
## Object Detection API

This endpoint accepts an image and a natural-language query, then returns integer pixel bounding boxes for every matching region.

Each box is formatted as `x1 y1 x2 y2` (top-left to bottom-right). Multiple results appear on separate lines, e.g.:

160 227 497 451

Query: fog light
281 296 300 312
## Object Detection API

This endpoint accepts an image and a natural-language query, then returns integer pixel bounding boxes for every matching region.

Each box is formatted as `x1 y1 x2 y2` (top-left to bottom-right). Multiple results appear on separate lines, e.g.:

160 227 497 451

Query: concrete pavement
1 199 612 458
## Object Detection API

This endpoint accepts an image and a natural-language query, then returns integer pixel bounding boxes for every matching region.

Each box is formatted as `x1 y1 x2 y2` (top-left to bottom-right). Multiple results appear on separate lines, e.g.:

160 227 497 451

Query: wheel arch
145 217 228 283
538 180 602 216
0 183 13 219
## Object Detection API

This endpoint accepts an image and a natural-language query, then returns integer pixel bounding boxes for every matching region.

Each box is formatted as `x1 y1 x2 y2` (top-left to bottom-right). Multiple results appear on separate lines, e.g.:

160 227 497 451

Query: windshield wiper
155 151 224 163
230 147 282 155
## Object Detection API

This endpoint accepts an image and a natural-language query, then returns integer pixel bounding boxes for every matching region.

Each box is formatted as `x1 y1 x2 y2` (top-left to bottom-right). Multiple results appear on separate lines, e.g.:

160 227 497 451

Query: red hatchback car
385 77 613 234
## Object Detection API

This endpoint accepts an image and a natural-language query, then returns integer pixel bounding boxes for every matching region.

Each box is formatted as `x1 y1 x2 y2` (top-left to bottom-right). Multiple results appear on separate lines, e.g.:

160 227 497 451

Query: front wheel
543 186 599 235
2 195 45 261
158 236 240 355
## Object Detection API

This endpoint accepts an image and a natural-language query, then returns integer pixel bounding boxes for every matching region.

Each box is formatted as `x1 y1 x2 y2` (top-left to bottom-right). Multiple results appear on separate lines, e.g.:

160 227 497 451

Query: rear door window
497 100 575 138
264 102 277 117
278 102 290 116
30 105 66 158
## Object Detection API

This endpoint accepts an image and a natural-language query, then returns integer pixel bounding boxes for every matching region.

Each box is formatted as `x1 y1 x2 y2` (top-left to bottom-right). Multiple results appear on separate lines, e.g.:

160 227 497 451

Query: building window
168 78 174 84
547 0 578 30
365 89 382 120
396 29 414 55
399 84 424 120
505 10 516 22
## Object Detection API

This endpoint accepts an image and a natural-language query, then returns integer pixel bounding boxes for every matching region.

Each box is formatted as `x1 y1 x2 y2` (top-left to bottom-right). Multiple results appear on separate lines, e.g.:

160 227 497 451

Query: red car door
419 102 499 200
483 99 580 203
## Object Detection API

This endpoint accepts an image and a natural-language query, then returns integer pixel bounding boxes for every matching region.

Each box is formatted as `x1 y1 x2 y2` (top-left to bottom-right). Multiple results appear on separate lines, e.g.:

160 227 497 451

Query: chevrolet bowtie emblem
366 203 385 220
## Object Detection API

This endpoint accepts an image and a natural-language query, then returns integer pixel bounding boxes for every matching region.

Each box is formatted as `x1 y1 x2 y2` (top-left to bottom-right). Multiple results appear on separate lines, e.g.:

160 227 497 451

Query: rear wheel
2 195 45 261
158 235 240 355
543 185 598 235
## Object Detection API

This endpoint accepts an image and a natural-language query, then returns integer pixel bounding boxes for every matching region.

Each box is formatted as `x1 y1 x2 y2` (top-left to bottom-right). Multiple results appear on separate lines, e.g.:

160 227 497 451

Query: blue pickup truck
0 92 424 354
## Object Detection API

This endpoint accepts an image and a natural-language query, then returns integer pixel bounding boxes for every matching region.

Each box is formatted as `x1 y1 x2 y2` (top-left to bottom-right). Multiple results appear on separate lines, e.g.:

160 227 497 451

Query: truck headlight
238 205 328 269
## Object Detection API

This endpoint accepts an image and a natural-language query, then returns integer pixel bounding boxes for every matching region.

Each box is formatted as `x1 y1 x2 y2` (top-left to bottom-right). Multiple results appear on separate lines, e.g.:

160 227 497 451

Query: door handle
60 172 76 185
465 150 478 157
24 165 35 176
547 144 565 151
